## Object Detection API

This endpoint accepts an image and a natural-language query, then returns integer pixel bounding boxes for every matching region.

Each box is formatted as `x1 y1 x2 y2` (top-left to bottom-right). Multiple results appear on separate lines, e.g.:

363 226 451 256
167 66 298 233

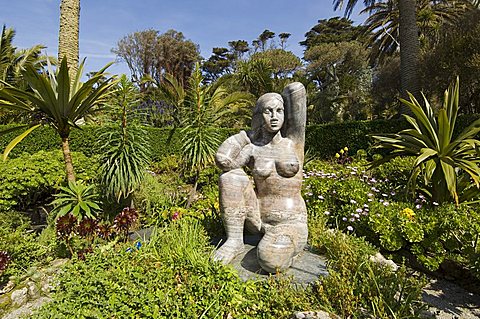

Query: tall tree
257 29 275 51
228 40 249 61
363 0 466 64
202 47 235 82
113 29 200 90
0 59 117 181
333 0 421 100
58 0 80 79
278 32 291 50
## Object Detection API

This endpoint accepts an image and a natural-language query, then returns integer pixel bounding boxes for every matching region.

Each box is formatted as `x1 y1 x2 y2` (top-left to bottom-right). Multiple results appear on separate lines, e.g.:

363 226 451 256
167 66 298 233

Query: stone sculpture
214 82 307 273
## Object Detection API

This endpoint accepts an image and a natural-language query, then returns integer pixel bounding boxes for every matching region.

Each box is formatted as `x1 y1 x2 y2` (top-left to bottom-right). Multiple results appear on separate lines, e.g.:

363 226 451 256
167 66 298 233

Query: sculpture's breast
252 138 300 179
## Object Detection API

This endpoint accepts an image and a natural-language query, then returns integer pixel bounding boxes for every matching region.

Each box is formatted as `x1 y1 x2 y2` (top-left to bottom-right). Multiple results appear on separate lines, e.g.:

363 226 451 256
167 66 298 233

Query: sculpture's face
262 99 284 133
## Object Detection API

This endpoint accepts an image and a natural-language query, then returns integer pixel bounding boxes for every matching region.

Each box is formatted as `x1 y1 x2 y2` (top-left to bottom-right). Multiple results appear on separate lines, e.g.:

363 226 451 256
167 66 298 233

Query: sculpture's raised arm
281 82 306 162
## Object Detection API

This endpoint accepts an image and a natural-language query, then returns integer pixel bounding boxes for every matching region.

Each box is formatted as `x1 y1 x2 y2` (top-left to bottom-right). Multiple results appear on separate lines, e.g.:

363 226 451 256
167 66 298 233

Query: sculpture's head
252 93 284 134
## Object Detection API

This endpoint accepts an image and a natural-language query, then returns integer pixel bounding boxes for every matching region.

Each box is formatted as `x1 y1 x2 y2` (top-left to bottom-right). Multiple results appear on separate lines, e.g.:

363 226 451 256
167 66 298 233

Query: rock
27 281 40 298
369 252 398 271
0 280 15 294
293 310 340 319
2 296 51 319
11 287 28 306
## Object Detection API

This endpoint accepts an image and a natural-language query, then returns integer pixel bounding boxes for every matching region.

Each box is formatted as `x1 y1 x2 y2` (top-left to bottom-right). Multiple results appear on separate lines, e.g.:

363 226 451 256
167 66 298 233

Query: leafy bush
0 150 99 211
133 173 187 226
309 218 427 318
0 211 54 281
32 220 315 318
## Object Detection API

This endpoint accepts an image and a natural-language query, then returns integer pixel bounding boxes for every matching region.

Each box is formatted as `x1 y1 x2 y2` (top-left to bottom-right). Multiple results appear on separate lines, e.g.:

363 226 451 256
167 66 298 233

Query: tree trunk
59 0 80 80
61 136 76 182
398 0 421 105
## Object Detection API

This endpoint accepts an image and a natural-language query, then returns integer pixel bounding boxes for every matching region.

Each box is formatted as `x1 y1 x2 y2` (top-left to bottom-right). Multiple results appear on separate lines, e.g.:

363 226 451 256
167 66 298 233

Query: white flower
383 201 390 206
415 204 422 209
354 213 360 218
356 208 363 213
433 202 439 206
347 226 354 231
342 217 347 221
318 195 324 200
350 199 357 204
324 211 330 216
367 193 374 197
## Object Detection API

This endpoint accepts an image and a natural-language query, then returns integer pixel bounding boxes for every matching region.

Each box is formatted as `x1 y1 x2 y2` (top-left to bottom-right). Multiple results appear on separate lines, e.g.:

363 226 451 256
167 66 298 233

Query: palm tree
363 0 468 64
0 26 46 88
59 0 80 79
334 0 421 100
0 58 117 182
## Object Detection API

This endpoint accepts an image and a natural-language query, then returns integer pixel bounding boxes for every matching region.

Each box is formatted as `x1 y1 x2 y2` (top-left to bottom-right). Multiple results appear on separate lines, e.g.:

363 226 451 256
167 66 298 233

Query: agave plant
371 78 480 204
0 57 117 182
51 181 101 220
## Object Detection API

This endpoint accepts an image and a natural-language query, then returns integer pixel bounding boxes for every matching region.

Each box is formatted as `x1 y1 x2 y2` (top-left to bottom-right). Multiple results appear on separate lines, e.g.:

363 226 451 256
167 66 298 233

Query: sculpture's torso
250 137 306 226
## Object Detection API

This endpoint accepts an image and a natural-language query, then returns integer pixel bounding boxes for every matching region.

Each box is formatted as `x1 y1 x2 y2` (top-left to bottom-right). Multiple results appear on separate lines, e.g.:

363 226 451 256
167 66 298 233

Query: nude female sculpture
214 82 307 273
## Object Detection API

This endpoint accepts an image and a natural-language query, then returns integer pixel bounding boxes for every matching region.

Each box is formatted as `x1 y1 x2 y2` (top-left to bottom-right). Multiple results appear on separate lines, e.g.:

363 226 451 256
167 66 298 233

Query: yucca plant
370 78 480 204
51 181 101 220
0 57 117 181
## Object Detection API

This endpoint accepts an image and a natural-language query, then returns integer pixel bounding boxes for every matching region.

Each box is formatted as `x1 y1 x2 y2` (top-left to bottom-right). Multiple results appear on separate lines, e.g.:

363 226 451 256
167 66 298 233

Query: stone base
224 235 328 285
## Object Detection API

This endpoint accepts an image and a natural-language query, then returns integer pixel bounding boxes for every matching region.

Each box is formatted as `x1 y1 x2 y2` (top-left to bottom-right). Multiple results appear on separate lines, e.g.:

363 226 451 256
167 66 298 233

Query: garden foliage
0 150 98 211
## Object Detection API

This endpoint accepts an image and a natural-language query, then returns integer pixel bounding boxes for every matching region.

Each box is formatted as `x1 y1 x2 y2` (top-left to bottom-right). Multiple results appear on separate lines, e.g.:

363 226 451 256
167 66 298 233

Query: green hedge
2 114 479 161
0 125 236 162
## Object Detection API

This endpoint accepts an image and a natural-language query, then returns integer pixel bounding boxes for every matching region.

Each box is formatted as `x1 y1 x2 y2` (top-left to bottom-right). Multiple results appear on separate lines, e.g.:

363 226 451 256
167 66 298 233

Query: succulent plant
0 251 10 274
114 207 139 239
55 213 78 240
77 217 98 239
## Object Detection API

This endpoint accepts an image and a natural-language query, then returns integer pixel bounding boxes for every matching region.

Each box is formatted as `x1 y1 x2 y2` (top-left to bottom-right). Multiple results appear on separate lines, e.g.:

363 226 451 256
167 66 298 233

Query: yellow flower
340 149 344 154
335 153 340 158
402 208 415 220
344 147 348 151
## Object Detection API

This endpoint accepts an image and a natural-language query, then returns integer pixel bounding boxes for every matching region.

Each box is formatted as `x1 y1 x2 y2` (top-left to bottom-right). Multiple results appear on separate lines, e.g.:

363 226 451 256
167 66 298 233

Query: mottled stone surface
215 83 309 273
227 235 328 285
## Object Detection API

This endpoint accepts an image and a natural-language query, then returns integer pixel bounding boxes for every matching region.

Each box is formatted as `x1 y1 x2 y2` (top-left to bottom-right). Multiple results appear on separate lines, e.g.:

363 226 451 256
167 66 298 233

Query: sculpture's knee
257 231 295 273
257 223 308 273
219 169 250 190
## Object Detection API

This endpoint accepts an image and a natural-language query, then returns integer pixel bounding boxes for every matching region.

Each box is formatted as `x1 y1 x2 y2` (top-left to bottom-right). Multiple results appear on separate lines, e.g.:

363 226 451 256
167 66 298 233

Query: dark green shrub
3 115 477 162
0 150 99 211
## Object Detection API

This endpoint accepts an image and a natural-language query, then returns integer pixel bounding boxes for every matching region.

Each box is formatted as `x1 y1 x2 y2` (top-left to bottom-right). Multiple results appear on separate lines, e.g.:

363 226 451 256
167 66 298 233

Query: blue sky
0 0 365 76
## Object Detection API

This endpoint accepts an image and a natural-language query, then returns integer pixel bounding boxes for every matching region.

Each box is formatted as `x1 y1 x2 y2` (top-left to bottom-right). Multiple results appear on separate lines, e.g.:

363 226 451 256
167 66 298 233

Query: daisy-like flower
402 208 416 220
347 226 354 231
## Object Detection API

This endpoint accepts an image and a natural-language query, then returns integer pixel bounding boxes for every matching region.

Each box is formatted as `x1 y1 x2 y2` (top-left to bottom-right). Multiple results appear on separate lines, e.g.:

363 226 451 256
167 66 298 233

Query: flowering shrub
303 158 480 277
